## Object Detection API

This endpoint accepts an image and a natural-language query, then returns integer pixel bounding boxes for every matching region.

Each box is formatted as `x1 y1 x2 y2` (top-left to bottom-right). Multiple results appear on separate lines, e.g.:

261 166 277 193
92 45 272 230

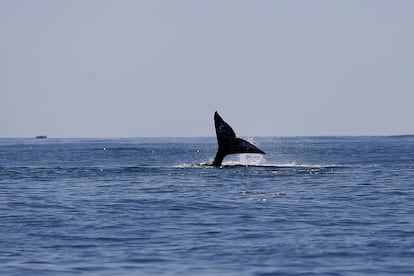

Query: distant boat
35 135 47 139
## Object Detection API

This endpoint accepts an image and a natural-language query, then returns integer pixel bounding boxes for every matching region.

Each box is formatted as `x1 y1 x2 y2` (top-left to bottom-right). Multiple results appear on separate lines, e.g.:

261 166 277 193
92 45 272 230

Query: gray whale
212 112 265 167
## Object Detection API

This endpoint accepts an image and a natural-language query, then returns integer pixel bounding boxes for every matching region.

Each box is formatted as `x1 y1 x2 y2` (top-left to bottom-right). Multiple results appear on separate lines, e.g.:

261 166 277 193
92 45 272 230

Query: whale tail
213 111 265 167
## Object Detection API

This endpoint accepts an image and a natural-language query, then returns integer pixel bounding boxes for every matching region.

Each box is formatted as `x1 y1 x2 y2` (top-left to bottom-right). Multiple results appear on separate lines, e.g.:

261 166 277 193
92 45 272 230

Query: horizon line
1 134 413 139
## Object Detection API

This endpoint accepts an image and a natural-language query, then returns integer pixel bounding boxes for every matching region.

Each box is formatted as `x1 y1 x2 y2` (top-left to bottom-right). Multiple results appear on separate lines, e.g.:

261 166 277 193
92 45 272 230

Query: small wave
175 152 346 169
221 162 343 169
174 161 344 169
174 163 213 168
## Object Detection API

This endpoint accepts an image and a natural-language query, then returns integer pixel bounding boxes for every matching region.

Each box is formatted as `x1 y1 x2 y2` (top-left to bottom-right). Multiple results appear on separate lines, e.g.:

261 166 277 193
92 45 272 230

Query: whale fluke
213 111 265 167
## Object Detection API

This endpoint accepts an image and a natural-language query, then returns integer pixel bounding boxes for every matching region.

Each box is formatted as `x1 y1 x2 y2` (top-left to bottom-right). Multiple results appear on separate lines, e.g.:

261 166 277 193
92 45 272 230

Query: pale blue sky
1 1 413 137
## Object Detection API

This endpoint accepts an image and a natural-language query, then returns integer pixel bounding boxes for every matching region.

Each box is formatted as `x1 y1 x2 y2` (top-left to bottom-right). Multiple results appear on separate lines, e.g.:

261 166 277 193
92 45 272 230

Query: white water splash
238 154 267 166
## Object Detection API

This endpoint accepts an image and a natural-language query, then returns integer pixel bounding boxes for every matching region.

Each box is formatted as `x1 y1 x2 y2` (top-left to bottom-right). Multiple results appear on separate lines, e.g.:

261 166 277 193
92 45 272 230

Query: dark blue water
1 137 414 275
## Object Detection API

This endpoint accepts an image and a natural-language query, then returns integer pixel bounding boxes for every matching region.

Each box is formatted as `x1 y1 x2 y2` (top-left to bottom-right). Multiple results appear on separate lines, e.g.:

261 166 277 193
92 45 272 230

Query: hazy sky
1 1 413 137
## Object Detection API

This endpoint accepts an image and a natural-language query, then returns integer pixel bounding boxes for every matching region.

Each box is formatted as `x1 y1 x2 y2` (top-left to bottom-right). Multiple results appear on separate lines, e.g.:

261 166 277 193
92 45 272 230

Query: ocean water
1 136 414 275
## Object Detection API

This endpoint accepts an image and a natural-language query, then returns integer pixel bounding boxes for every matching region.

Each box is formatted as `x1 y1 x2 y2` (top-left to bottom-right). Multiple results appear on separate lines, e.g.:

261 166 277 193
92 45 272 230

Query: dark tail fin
213 112 265 167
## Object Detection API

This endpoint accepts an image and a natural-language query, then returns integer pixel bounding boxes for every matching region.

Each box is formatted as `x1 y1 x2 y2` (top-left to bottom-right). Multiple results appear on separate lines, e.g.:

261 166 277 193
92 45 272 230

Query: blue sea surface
1 136 414 275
